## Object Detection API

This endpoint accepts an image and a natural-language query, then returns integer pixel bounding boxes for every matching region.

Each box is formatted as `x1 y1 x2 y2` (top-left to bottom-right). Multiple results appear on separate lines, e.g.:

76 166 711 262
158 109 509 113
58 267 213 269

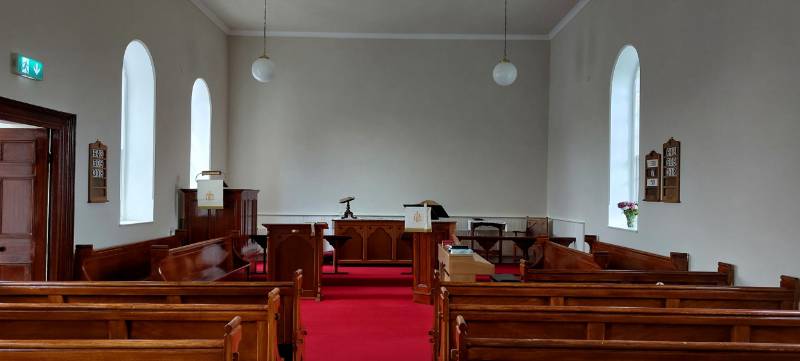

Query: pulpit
180 189 258 245
264 223 327 300
412 221 456 304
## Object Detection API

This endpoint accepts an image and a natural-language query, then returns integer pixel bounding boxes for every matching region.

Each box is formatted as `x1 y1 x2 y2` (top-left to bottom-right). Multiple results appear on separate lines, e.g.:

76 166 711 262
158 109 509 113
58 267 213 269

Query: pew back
585 235 689 271
151 232 249 281
454 323 800 361
521 261 735 285
0 270 305 361
0 339 235 361
0 289 281 361
73 230 187 281
528 238 607 270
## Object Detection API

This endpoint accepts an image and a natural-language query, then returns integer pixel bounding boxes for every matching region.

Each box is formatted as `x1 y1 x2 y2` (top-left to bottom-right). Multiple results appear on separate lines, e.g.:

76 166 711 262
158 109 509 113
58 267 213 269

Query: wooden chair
469 221 504 263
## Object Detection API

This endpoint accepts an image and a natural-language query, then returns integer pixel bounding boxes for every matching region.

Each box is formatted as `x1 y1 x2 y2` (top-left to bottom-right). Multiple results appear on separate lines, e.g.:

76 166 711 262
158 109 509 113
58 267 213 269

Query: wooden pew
454 318 800 361
521 261 734 285
0 317 242 361
527 238 609 270
0 289 282 361
585 235 689 271
444 305 800 361
151 232 249 281
0 270 306 361
433 277 800 360
73 230 187 280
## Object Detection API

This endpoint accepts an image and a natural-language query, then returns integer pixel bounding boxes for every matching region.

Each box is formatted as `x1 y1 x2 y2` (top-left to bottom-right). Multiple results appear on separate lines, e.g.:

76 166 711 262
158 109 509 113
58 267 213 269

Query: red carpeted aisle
302 266 432 361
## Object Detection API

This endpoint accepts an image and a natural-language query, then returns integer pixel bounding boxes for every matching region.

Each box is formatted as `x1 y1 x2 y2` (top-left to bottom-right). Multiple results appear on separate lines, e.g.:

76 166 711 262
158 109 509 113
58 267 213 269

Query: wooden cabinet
264 223 327 300
333 220 413 265
180 189 258 244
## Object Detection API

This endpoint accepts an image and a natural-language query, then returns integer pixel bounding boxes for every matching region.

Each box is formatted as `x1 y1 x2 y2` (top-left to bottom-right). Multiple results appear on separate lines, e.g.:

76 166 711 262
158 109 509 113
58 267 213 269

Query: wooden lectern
264 223 328 300
412 221 456 304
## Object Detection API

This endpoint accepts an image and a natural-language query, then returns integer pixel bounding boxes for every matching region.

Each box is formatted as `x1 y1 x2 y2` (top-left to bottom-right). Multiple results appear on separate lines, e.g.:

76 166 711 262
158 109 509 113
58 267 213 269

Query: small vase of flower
617 201 639 228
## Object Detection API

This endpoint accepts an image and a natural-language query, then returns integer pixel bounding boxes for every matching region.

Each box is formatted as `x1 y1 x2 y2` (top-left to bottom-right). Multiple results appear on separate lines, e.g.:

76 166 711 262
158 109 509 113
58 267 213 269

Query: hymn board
88 140 108 203
662 138 681 203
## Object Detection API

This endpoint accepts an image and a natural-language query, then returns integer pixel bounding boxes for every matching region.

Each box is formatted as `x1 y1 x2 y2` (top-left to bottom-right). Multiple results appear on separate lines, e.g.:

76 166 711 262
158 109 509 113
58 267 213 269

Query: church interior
1 1 800 360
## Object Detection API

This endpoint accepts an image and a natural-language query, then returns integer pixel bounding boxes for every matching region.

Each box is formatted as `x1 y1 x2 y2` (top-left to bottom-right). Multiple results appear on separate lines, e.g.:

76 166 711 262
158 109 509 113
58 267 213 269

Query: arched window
609 45 640 230
190 79 212 189
120 40 155 224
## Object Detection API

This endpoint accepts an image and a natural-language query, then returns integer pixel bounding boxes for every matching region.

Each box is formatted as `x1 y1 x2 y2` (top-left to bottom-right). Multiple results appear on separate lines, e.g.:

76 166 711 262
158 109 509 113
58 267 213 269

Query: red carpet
303 266 432 361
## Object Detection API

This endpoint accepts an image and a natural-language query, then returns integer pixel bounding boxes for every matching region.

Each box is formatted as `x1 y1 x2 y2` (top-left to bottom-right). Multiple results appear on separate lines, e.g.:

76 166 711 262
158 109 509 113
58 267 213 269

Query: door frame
0 96 76 280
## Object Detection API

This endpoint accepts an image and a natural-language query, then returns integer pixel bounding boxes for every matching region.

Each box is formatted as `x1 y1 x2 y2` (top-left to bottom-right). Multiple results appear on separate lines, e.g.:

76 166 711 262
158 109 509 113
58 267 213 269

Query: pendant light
493 0 517 86
251 0 275 83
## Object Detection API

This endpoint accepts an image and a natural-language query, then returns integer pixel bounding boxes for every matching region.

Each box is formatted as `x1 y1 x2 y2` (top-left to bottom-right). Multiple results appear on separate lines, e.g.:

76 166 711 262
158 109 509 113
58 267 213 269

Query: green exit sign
12 53 44 81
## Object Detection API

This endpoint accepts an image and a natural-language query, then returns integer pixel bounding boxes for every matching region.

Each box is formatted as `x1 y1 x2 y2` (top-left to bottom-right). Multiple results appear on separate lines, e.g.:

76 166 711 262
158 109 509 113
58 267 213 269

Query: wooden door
0 128 48 281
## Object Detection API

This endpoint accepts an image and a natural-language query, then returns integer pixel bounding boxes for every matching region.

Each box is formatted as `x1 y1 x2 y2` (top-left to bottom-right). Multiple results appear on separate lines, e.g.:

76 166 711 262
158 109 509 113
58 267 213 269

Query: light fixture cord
262 0 268 57
503 0 509 61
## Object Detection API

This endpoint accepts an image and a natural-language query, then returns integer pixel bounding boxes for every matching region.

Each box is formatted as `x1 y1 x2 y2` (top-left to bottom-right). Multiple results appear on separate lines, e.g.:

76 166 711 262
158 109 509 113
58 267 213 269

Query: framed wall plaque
88 140 108 203
662 138 681 203
644 150 662 202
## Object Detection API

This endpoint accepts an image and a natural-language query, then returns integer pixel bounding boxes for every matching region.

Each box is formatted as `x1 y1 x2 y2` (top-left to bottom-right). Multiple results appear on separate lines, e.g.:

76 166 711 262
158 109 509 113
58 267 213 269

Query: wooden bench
521 262 734 285
0 289 282 361
432 277 800 361
526 238 608 270
454 323 800 361
73 230 187 280
444 304 800 361
0 317 241 361
151 232 249 281
0 270 306 361
585 235 689 271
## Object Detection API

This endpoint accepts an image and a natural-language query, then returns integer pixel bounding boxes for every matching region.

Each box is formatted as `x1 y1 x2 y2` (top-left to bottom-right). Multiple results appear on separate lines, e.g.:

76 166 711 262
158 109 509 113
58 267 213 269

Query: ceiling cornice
230 30 548 41
190 0 592 41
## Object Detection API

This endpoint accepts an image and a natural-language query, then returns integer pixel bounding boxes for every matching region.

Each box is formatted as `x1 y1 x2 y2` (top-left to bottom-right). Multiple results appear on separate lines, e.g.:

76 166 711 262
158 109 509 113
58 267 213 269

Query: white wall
0 0 228 248
548 0 800 285
228 36 550 218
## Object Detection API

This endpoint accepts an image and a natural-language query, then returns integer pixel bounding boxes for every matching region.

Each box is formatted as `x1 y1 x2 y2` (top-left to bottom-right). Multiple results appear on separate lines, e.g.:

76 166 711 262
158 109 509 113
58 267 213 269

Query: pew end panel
718 262 735 286
780 275 800 310
224 316 243 361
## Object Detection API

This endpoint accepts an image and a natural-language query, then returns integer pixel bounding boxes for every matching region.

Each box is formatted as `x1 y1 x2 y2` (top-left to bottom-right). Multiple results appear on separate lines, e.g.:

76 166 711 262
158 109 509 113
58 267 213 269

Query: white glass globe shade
493 60 518 86
251 56 275 83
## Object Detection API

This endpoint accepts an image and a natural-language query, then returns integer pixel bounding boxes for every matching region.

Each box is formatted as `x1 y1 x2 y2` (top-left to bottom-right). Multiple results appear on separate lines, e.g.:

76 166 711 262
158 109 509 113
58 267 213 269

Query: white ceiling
193 0 585 38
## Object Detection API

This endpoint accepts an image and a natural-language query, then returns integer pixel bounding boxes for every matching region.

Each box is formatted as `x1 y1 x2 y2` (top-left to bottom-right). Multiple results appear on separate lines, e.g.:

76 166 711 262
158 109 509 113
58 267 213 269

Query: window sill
120 220 154 226
608 225 638 233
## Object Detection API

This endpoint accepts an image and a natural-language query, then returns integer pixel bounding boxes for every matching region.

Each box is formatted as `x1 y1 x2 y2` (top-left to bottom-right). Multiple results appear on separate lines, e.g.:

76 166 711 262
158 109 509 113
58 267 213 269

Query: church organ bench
150 232 249 281
585 235 689 271
0 269 306 361
0 317 241 361
73 230 187 280
454 321 800 361
432 277 800 360
0 288 282 361
442 304 800 361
